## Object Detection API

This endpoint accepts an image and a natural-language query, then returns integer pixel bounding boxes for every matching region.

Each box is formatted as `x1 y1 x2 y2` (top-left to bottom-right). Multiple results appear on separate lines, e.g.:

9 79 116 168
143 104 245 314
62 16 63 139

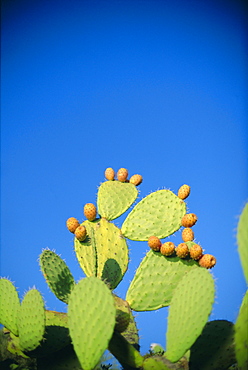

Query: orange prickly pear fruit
105 167 115 181
178 184 190 200
182 227 194 242
84 203 97 221
199 254 216 269
181 213 198 227
148 236 162 252
189 243 203 260
75 225 87 241
175 243 189 258
160 241 175 256
129 174 143 186
66 217 80 233
117 168 128 182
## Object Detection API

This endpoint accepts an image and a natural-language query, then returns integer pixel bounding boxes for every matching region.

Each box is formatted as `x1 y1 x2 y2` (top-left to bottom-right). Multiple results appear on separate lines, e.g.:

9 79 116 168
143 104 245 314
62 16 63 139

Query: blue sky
1 0 247 357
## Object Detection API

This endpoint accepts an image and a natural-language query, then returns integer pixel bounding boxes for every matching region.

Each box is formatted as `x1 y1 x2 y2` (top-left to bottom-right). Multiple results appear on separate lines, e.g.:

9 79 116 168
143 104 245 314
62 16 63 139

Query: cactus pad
0 278 20 336
97 180 138 220
165 268 215 362
68 277 116 370
237 203 248 284
234 290 248 370
121 189 186 240
143 356 171 370
39 249 75 304
126 250 198 311
18 288 45 352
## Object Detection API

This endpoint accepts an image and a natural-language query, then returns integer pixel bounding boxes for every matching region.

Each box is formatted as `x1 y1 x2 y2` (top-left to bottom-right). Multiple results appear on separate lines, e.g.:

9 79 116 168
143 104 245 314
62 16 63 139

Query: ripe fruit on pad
117 168 128 182
178 184 190 200
129 174 143 186
75 225 87 241
199 254 216 269
176 243 189 258
189 244 203 260
182 228 194 242
105 167 115 181
160 242 175 256
148 236 162 251
84 203 97 221
181 213 198 227
66 217 80 233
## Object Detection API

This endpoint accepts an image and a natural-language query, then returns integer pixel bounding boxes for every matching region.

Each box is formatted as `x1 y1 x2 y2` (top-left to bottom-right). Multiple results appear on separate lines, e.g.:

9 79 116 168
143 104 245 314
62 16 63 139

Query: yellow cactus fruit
66 217 80 233
105 167 115 181
189 243 203 260
178 184 191 200
175 243 189 258
117 168 128 182
182 227 194 242
199 254 216 269
148 236 162 252
74 225 87 242
181 213 198 227
160 242 175 256
129 174 143 186
84 203 97 221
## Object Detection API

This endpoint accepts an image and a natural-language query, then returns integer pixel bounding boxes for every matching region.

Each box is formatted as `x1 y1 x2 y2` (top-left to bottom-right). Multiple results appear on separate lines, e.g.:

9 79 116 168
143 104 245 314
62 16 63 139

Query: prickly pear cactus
234 290 248 370
0 278 20 336
237 203 248 284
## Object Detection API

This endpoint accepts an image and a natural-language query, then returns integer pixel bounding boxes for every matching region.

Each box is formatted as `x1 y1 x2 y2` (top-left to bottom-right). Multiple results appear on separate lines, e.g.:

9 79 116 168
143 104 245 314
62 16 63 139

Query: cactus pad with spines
165 268 215 362
121 189 186 240
68 277 116 370
126 250 198 311
97 180 138 220
143 356 171 370
234 289 248 370
0 278 20 336
18 288 45 352
39 249 75 304
237 203 248 284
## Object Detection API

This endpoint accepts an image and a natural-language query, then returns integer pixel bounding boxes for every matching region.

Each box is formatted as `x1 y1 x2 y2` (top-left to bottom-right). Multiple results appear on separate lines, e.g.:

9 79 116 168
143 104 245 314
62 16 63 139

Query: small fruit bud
117 168 128 182
199 254 216 269
160 242 175 256
181 213 198 227
84 203 97 221
75 225 87 241
189 243 203 260
178 184 190 200
148 236 162 252
66 217 80 233
176 243 189 258
129 174 143 186
105 167 115 181
182 228 194 242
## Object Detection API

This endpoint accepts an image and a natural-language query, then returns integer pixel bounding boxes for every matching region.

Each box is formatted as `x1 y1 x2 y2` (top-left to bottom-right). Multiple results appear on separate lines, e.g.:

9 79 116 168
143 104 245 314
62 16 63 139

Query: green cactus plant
0 278 20 336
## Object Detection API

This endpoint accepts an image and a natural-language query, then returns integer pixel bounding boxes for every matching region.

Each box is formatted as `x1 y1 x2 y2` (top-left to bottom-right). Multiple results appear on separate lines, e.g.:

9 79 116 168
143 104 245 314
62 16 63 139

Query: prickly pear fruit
74 225 87 241
84 203 97 221
117 168 128 182
199 254 216 269
182 227 194 242
178 184 190 200
129 174 143 186
181 213 198 227
114 295 131 333
66 217 80 233
175 243 189 258
148 236 162 251
189 243 203 260
105 167 115 181
160 242 175 256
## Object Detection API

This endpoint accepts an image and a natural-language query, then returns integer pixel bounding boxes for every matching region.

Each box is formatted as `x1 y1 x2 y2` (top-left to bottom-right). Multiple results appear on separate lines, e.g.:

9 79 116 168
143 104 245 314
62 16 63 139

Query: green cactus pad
143 356 171 370
68 277 116 370
234 290 248 370
237 203 248 284
108 331 144 369
165 268 215 363
97 180 138 221
189 320 235 370
126 250 198 311
39 249 75 304
121 189 186 241
18 288 45 352
0 278 20 336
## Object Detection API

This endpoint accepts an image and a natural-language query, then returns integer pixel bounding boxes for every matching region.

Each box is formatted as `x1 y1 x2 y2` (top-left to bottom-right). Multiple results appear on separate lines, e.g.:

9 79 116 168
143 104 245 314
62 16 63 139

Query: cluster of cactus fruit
0 167 247 370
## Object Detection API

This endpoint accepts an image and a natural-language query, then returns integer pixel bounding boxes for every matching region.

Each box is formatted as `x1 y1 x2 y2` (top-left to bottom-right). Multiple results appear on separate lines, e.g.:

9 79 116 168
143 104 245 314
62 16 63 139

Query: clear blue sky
1 0 247 357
